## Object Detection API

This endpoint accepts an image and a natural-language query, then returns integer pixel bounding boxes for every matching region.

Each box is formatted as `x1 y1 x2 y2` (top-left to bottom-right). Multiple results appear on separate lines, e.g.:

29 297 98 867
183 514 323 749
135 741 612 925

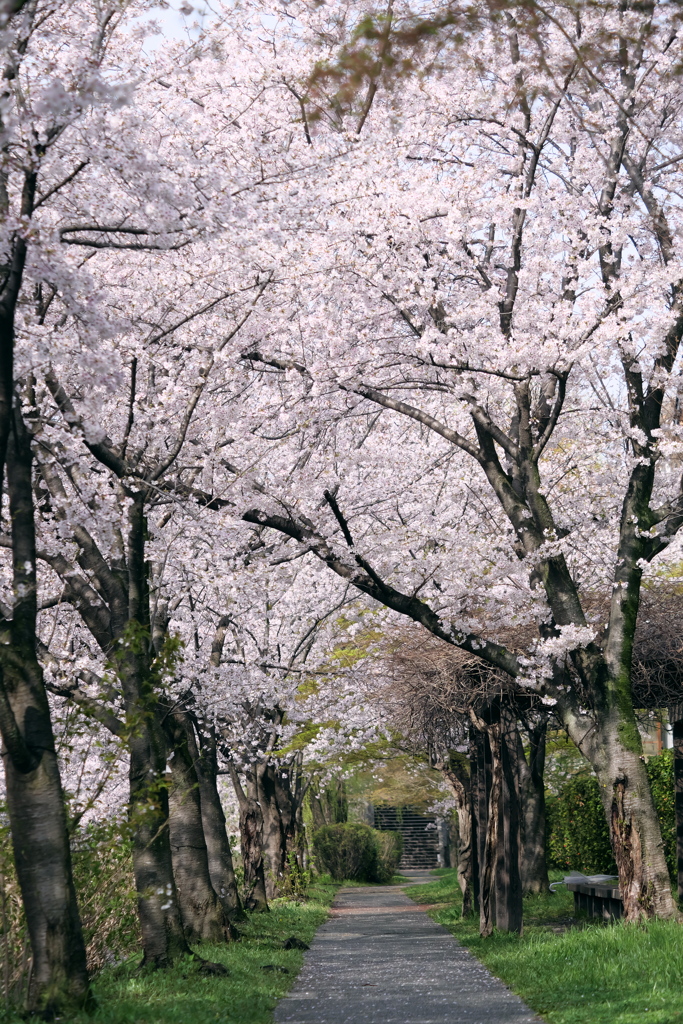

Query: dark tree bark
309 776 348 830
166 713 236 943
119 649 190 968
494 708 523 934
469 706 523 935
516 717 549 895
228 766 269 912
473 726 491 923
0 168 34 494
257 762 286 899
274 764 296 860
672 704 683 903
441 752 474 917
0 405 92 1017
309 789 327 831
188 723 244 921
115 495 192 967
471 710 502 938
274 752 310 872
468 733 480 916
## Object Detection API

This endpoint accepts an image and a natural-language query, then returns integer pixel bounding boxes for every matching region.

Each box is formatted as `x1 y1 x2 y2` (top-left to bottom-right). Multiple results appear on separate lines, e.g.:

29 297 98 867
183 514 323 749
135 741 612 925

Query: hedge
311 823 403 882
546 775 616 874
646 750 676 881
546 750 676 880
373 829 404 883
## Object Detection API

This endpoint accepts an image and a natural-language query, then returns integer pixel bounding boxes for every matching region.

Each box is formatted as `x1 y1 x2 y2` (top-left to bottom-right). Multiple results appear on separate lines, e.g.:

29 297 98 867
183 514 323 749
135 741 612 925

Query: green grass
406 869 683 1024
56 880 338 1024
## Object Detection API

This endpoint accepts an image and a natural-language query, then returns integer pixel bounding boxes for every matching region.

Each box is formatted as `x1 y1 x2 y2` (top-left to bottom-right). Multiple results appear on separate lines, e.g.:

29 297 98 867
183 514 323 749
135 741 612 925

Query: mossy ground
407 869 683 1024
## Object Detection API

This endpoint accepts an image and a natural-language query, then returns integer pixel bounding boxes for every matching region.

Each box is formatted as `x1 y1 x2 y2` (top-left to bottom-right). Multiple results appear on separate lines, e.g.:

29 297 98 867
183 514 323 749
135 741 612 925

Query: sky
138 0 218 49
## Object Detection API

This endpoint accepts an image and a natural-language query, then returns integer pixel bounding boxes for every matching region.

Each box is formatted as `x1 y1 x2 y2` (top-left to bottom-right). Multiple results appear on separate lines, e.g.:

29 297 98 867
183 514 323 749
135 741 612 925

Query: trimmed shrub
374 830 404 883
645 750 675 881
312 823 404 882
546 775 616 874
312 823 379 881
547 752 676 881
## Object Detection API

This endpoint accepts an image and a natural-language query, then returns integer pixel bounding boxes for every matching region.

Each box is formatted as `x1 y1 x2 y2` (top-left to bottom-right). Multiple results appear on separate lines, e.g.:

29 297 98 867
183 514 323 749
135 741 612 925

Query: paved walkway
274 871 542 1024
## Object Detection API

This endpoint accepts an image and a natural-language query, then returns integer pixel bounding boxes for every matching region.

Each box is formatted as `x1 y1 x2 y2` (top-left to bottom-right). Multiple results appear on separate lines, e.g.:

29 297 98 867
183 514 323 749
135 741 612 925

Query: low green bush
311 823 379 881
374 830 403 883
311 823 403 882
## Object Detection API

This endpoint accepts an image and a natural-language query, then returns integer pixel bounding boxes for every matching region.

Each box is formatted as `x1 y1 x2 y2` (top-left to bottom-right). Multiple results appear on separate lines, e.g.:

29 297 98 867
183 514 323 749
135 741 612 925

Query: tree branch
241 507 520 676
44 369 127 477
323 489 354 547
343 383 485 463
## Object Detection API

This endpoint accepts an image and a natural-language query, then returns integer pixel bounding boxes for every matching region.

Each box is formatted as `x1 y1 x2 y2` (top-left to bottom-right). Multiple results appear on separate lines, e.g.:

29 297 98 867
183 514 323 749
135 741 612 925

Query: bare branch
34 160 89 209
343 382 485 463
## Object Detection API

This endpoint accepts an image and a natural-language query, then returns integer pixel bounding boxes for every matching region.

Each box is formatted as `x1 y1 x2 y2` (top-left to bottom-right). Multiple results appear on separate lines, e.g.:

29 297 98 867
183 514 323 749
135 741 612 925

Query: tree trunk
275 754 309 872
167 714 236 943
308 776 347 830
671 704 683 903
1 705 92 1018
309 789 327 831
494 710 523 934
228 767 269 912
119 495 193 965
257 762 286 899
274 764 296 862
325 777 348 823
516 718 549 895
473 726 491 921
294 799 308 871
586 710 676 921
475 714 501 938
442 753 474 917
188 724 244 921
126 691 190 966
468 731 481 915
0 405 92 1017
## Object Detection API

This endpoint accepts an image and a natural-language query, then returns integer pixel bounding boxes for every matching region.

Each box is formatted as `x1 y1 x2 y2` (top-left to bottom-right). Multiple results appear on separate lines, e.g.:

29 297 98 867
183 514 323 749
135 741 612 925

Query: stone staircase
374 806 439 869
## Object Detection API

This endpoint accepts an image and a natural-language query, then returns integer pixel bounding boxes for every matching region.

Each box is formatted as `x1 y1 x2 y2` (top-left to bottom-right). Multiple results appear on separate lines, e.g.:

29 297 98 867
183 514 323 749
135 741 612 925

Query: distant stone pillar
354 800 375 826
436 820 450 868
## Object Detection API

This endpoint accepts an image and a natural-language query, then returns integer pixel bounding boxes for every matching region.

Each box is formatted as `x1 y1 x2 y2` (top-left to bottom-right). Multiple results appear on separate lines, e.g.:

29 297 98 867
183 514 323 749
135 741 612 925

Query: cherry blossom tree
230 0 683 920
202 560 367 900
15 5 364 963
0 0 291 983
5 10 683 1011
0 0 164 1010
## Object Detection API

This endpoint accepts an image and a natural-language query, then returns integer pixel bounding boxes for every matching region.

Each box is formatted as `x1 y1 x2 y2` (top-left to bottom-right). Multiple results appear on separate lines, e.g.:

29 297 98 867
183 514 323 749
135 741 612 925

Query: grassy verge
406 869 683 1024
54 880 338 1024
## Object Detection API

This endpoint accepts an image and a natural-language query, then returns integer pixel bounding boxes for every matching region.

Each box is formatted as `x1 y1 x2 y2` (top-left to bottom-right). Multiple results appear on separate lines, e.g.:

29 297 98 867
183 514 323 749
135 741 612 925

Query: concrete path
274 871 542 1024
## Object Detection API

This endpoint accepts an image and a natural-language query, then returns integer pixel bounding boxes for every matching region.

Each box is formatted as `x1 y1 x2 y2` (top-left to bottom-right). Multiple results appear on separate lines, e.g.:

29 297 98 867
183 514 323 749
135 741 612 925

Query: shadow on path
274 870 543 1024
